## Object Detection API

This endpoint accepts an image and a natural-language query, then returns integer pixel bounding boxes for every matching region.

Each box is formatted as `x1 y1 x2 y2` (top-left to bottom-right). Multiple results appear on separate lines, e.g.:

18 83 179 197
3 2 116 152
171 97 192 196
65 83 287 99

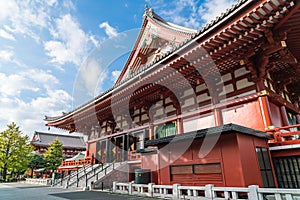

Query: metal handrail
67 162 107 187
53 163 93 186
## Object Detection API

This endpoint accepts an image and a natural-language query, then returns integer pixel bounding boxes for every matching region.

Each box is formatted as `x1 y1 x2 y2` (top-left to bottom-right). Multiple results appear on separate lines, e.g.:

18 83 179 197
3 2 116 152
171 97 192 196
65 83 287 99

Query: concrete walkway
0 182 158 200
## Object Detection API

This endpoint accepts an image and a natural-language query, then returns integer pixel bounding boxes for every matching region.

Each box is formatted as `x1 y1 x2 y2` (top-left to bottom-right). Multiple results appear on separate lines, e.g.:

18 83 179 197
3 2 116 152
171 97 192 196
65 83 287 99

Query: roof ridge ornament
144 5 154 18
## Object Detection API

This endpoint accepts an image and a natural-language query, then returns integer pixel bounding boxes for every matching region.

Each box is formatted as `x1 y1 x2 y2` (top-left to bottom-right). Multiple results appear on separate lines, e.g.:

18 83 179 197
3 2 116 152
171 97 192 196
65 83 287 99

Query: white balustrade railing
178 185 206 199
113 182 300 200
153 184 173 198
258 188 300 200
25 178 52 186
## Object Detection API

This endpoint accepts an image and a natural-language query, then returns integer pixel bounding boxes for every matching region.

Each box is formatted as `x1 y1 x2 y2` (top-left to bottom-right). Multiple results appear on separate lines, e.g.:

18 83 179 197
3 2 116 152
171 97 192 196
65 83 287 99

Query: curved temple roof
45 0 251 124
45 0 300 130
31 131 86 149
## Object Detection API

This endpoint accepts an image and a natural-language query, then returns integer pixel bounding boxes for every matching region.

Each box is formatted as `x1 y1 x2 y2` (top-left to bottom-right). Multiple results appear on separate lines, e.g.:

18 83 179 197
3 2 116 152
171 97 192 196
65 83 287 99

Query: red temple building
45 0 300 189
31 131 86 159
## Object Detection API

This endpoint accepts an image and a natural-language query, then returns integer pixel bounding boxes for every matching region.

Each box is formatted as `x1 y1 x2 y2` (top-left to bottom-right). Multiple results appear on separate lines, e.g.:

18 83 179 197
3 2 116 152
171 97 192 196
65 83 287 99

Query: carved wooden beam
240 29 289 81
264 28 275 44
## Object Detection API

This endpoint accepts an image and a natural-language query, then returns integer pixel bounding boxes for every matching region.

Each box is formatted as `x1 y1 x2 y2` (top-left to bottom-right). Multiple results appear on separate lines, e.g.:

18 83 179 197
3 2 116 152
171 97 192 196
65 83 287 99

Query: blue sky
0 0 236 137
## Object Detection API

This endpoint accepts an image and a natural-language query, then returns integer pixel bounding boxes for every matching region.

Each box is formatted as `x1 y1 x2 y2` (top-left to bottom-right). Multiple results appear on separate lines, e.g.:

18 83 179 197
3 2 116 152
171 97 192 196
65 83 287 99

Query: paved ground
0 182 158 200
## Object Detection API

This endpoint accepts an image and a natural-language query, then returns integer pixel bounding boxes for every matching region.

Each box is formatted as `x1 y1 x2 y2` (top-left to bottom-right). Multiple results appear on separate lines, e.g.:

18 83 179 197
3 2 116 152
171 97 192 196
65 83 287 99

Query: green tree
0 122 34 181
44 138 63 174
28 153 45 178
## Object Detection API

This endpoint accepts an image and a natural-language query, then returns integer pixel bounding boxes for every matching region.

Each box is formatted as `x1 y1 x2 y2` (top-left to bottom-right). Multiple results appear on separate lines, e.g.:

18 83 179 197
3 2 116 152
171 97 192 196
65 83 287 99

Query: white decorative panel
166 105 175 113
183 88 194 97
141 114 148 121
197 93 211 103
155 108 164 115
222 73 232 82
134 108 140 115
234 67 248 78
196 83 207 93
183 115 215 132
122 120 128 127
219 84 234 96
165 97 172 104
184 97 195 107
236 78 254 90
134 116 140 124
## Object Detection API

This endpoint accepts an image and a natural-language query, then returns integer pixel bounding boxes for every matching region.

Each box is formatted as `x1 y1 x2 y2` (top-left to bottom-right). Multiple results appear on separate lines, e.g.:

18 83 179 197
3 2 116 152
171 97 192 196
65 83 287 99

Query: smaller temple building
30 132 86 159
142 124 275 187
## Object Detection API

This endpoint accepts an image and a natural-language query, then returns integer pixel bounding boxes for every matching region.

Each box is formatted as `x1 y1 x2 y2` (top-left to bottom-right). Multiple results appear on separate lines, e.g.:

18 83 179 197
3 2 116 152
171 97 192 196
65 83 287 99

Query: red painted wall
220 134 244 186
223 101 265 131
236 134 267 187
142 132 270 187
269 102 283 128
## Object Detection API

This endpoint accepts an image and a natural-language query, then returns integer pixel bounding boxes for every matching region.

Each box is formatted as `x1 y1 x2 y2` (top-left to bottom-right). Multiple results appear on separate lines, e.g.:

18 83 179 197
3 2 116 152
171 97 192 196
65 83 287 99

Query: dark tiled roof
31 132 86 149
144 123 271 147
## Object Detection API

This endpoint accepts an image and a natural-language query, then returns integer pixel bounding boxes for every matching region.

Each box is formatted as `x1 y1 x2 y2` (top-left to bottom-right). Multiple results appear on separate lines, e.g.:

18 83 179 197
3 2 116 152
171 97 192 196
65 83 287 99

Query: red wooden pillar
149 124 154 140
258 95 273 129
211 91 223 126
176 117 184 134
280 106 289 126
86 145 90 157
214 108 223 126
256 79 273 129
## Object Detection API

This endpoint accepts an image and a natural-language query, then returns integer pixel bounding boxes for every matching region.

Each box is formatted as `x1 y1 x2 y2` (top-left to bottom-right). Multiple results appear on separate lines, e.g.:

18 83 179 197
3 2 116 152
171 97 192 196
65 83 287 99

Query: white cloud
99 22 119 38
112 70 121 83
0 29 16 41
0 67 72 137
62 0 76 11
146 0 237 29
0 50 14 62
0 88 72 137
0 69 59 97
0 0 18 22
147 0 201 29
0 1 93 137
0 0 50 43
46 0 58 7
44 14 96 66
31 88 72 115
0 73 39 97
198 0 236 23
77 58 107 97
71 56 108 107
19 69 59 86
0 49 24 67
90 35 100 48
44 40 72 65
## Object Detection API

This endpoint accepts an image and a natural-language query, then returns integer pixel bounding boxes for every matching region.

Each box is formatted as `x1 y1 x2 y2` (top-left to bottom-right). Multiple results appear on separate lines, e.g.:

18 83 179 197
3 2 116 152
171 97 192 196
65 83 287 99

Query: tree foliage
44 138 63 171
28 153 45 177
28 153 45 169
0 122 33 180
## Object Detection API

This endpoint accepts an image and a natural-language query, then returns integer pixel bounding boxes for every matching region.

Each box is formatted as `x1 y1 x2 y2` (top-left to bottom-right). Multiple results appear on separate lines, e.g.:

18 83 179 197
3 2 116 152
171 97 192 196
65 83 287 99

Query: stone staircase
52 163 93 188
53 161 127 190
